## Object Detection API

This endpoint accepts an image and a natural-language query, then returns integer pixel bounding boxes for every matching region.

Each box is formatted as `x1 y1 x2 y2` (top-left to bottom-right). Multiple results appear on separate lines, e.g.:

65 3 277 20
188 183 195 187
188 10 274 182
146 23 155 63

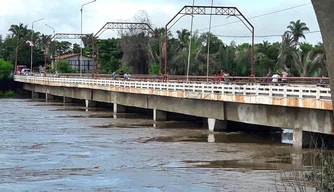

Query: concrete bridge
14 75 334 149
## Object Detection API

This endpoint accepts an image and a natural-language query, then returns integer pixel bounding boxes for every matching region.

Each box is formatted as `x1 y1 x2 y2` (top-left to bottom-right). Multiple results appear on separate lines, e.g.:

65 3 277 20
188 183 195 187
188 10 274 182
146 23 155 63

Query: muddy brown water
0 99 321 191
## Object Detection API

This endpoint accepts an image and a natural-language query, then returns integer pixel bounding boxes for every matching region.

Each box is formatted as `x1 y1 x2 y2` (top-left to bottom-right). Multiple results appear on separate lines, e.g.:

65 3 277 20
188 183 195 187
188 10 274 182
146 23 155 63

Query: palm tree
170 32 205 75
176 29 190 50
8 23 29 39
292 50 326 77
277 32 296 68
286 20 310 43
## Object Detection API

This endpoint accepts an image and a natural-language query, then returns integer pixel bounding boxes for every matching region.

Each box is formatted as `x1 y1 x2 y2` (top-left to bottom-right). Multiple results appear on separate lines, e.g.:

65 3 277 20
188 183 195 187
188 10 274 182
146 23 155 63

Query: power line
198 2 312 32
216 30 320 38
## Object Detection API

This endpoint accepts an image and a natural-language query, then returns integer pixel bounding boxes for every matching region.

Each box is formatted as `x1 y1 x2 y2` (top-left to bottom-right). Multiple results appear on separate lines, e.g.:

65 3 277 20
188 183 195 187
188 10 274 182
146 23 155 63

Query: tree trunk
312 0 334 115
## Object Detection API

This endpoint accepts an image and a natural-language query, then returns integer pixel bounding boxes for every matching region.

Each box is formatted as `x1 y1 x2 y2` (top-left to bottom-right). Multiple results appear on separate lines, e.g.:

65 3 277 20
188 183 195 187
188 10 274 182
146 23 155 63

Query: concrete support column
153 109 167 121
63 96 72 104
31 91 39 99
85 100 96 108
293 129 313 149
208 118 227 132
45 93 54 102
113 103 126 113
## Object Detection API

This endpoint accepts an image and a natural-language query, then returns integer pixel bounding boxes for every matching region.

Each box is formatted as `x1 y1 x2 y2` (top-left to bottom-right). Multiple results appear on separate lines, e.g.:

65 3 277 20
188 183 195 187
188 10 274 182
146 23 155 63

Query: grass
0 90 15 98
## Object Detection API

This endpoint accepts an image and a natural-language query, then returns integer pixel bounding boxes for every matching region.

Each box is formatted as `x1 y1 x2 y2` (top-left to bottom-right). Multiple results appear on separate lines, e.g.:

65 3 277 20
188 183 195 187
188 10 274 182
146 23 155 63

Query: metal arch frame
92 22 156 77
94 22 155 38
164 5 255 78
45 33 92 73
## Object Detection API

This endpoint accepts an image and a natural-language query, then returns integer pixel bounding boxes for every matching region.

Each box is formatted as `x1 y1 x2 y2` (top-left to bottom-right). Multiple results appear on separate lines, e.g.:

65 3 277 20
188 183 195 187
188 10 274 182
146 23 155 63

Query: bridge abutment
153 109 167 121
208 118 227 132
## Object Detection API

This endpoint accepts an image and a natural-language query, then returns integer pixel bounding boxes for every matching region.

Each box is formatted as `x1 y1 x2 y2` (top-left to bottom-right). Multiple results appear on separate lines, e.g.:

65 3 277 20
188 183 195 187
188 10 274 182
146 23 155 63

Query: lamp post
80 0 96 77
186 0 195 81
16 40 32 75
45 24 56 70
206 0 214 81
31 18 44 72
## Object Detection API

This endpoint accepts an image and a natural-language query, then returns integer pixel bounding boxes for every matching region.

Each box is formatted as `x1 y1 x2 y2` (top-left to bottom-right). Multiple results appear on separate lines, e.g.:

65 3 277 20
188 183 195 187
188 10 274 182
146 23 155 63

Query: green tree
219 41 236 75
72 43 80 54
176 29 191 51
53 59 75 73
292 50 326 77
286 19 310 43
0 59 13 80
97 38 123 73
148 63 160 75
299 42 314 54
277 32 296 68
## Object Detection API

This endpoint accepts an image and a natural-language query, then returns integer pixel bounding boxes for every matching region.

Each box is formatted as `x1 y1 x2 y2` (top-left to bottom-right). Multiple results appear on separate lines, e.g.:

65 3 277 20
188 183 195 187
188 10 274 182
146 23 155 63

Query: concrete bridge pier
63 96 72 104
45 93 54 102
153 109 167 121
85 100 96 108
208 118 227 132
113 103 126 113
293 129 312 149
31 91 39 100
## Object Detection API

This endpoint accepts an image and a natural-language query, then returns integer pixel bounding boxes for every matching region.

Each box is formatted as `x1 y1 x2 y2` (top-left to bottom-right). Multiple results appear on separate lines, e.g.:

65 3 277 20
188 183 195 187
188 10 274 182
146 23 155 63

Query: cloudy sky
0 0 321 45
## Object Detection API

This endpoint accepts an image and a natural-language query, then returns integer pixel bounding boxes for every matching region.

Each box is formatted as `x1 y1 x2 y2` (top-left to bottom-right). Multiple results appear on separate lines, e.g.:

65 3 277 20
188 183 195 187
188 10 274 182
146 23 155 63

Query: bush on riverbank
0 59 13 80
0 90 15 98
278 142 334 192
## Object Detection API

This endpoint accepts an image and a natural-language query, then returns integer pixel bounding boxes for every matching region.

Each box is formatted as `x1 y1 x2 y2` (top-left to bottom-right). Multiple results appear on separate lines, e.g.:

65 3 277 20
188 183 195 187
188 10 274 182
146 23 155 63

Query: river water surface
0 99 309 191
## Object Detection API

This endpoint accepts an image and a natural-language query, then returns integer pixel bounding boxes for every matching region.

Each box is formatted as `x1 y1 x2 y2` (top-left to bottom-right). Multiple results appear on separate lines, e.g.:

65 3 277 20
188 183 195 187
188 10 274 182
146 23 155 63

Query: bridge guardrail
15 75 331 100
60 73 330 86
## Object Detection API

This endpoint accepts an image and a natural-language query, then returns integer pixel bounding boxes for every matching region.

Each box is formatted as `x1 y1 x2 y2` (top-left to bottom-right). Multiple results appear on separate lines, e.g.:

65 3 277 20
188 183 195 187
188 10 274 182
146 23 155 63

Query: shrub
54 60 76 73
0 90 15 98
116 64 132 74
4 90 15 97
149 63 160 75
0 59 13 80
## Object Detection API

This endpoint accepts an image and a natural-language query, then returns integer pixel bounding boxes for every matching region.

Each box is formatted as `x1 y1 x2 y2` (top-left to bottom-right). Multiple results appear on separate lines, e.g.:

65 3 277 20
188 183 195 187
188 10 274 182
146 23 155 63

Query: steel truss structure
94 22 155 38
44 33 92 72
164 5 255 77
92 22 155 77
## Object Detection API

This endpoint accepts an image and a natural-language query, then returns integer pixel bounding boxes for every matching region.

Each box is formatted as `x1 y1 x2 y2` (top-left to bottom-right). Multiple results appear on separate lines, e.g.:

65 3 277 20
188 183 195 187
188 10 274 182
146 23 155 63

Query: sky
0 0 322 45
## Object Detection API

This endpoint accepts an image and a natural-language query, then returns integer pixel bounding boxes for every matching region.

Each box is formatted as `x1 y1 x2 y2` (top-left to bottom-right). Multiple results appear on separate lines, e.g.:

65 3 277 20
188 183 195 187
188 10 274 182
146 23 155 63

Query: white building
56 54 94 72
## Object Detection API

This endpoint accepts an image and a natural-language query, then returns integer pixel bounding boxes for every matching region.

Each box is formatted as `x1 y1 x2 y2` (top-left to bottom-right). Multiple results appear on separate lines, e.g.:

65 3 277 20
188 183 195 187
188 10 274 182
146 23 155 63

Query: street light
45 24 56 69
31 18 44 72
45 24 55 35
186 0 195 81
80 0 96 77
16 40 33 75
206 0 214 81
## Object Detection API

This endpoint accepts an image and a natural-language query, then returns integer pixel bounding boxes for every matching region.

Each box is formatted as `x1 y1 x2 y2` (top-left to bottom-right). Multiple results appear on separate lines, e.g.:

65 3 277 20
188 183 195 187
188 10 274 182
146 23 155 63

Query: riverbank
0 79 22 98
0 90 15 98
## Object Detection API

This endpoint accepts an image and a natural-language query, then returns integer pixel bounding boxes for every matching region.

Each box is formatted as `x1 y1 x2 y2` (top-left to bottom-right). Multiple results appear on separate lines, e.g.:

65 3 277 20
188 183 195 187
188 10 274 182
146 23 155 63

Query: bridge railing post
316 86 321 100
299 87 303 99
283 86 287 98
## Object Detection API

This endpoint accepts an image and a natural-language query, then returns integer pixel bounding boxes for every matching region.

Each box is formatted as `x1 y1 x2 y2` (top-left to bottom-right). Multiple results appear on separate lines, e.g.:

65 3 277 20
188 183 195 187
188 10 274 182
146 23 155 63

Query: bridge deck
14 75 333 111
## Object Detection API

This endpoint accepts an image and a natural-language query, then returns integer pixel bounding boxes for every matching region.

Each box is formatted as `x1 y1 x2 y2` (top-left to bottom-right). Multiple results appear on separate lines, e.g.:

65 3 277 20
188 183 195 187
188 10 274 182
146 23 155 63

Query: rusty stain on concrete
18 80 333 111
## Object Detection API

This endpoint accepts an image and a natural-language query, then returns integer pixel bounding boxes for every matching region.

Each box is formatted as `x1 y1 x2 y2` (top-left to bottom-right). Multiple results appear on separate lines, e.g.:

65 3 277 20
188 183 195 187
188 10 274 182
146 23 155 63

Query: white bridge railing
15 75 332 100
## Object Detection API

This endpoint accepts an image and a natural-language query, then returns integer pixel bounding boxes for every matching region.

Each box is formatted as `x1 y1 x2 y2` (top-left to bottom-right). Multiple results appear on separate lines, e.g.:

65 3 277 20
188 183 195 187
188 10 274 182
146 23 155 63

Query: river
0 99 311 191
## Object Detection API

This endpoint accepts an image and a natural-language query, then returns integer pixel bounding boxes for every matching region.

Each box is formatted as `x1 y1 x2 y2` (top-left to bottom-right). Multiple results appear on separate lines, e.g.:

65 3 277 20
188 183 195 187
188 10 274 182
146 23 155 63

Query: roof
56 54 80 60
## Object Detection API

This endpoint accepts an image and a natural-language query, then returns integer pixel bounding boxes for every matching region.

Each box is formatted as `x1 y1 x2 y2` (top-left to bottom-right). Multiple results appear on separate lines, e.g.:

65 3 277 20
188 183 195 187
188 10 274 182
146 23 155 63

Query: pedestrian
263 72 271 84
272 72 280 84
282 69 289 84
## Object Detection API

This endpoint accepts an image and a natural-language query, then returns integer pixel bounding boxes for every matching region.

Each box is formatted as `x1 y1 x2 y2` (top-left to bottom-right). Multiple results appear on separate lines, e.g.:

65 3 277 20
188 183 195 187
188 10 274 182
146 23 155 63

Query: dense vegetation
0 13 326 77
0 58 13 80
